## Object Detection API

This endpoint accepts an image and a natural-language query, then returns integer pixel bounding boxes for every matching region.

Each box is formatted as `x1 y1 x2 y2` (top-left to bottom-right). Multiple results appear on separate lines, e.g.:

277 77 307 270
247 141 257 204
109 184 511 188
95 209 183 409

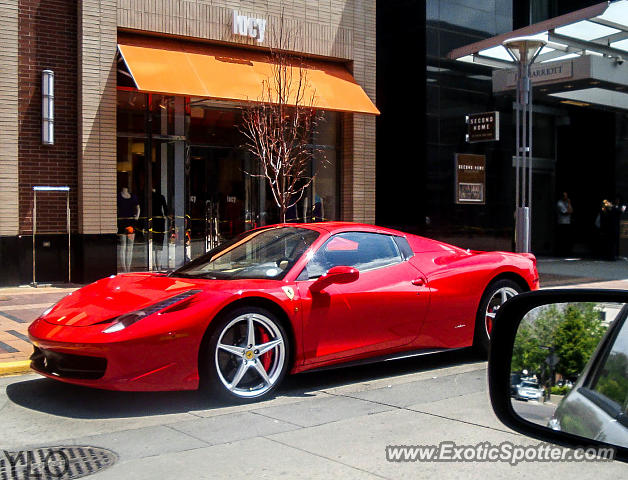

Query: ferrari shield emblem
282 286 295 300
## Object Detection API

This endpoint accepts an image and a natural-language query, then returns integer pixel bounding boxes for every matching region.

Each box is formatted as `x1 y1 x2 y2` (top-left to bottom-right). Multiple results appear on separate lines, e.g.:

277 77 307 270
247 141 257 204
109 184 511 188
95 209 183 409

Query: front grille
30 347 107 380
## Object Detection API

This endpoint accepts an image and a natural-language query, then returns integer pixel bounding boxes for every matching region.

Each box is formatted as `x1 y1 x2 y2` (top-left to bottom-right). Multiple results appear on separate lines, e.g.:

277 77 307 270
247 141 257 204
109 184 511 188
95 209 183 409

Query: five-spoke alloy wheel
474 279 523 356
202 307 289 401
484 286 519 337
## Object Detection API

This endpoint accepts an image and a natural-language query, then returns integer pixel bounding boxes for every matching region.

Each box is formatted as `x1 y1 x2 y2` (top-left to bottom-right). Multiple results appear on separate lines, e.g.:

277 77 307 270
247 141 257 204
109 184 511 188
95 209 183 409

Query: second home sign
455 154 486 204
466 111 499 143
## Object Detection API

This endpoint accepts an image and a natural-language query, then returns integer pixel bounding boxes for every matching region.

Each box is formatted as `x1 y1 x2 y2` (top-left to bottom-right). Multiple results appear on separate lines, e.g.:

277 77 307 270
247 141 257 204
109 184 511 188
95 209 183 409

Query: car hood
40 273 237 327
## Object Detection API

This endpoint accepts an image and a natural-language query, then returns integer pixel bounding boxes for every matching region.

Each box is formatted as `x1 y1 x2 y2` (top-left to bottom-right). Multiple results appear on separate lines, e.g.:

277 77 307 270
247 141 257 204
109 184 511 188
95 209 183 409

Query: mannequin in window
301 191 325 222
117 187 140 272
152 188 168 270
312 193 325 221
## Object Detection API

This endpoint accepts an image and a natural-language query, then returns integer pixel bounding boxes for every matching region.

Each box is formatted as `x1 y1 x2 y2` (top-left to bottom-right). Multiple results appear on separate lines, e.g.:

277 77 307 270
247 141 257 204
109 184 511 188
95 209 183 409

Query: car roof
269 222 406 236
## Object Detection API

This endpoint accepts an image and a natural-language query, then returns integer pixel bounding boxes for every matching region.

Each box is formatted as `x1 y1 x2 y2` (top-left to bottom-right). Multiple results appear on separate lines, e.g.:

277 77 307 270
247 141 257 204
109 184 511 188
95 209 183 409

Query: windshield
172 227 320 280
521 381 539 389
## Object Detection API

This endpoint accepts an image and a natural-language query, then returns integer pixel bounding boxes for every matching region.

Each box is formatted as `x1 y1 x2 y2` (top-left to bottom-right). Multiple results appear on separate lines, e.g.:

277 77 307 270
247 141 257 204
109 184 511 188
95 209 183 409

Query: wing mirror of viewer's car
488 289 628 463
310 266 359 293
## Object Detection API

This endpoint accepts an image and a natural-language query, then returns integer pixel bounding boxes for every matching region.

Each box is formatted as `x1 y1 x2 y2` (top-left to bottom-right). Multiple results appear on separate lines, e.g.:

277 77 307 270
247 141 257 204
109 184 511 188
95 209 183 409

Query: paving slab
68 424 209 462
90 437 383 480
253 393 395 428
268 398 626 479
346 369 487 408
167 411 300 445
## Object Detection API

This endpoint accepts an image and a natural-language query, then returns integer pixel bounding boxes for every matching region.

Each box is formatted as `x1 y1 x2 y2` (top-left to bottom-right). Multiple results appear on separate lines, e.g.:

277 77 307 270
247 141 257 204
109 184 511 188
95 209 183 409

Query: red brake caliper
258 328 272 371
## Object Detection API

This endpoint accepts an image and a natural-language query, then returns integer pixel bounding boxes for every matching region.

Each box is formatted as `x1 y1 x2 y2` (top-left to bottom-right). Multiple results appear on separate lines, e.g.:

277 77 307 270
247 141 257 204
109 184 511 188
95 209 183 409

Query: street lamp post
503 37 546 253
540 345 559 390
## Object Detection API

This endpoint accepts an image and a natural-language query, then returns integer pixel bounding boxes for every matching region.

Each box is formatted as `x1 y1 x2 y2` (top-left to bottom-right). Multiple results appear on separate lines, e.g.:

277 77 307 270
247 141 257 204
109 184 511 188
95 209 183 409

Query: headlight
103 290 201 333
548 418 561 431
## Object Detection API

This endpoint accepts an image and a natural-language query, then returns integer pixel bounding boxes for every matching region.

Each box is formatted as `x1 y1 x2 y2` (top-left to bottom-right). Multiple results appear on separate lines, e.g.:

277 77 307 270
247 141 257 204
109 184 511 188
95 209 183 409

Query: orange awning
118 41 379 115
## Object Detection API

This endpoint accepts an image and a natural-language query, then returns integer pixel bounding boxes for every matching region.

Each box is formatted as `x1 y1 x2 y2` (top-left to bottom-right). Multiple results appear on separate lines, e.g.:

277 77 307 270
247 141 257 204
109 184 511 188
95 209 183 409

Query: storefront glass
116 90 340 273
116 91 148 273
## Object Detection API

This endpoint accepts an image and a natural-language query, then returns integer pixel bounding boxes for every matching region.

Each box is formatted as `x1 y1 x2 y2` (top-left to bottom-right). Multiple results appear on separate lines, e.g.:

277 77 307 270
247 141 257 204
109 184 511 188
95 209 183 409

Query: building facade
378 0 628 258
0 0 377 286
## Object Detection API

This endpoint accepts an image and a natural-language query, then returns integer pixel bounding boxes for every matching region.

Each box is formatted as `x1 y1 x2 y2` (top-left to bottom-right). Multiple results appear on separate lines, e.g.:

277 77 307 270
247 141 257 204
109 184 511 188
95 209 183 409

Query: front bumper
28 318 203 391
30 347 107 380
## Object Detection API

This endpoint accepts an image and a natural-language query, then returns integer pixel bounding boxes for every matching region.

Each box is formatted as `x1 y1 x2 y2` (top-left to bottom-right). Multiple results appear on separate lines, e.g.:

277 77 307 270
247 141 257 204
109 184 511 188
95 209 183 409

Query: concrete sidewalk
0 257 626 373
537 257 628 288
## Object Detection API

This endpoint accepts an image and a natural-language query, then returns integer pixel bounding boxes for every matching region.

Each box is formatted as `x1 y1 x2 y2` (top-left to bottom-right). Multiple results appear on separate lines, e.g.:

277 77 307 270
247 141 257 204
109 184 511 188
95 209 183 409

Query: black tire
473 279 523 357
199 306 290 403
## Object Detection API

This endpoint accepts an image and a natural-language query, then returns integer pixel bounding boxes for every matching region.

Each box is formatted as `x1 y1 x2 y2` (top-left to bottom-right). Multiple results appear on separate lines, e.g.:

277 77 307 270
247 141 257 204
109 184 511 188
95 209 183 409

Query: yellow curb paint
0 360 31 377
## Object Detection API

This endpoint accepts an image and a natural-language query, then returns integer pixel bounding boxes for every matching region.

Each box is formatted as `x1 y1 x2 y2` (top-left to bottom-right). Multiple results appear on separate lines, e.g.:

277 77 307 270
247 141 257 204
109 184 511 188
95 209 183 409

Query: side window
393 236 414 259
590 315 628 415
304 232 402 279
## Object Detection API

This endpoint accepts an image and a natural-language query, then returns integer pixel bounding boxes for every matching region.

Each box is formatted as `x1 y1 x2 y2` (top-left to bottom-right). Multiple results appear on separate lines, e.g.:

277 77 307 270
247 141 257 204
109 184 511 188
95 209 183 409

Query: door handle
411 277 425 287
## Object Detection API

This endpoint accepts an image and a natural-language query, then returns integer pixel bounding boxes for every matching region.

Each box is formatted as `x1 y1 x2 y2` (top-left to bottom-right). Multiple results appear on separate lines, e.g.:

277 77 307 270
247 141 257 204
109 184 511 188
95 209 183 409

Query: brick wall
18 0 78 234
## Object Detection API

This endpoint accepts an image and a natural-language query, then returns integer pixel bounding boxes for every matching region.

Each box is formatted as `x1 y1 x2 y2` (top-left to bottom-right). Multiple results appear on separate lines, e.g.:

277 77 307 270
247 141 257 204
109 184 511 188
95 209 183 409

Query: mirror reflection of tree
512 303 609 385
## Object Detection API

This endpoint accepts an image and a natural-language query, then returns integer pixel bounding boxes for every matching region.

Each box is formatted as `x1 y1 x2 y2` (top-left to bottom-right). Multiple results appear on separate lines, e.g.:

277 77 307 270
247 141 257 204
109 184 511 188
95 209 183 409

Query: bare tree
240 16 323 223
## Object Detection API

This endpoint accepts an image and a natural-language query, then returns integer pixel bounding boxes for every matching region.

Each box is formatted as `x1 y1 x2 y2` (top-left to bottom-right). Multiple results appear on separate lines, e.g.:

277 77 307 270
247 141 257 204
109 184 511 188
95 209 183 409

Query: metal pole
528 74 534 233
32 191 37 286
514 60 533 253
146 97 153 271
504 38 545 254
67 191 71 284
515 68 520 210
520 73 528 207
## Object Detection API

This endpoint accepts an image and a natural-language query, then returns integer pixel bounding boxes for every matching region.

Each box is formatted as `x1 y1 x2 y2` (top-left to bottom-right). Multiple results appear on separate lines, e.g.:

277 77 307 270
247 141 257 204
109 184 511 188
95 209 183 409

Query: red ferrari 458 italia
29 222 539 401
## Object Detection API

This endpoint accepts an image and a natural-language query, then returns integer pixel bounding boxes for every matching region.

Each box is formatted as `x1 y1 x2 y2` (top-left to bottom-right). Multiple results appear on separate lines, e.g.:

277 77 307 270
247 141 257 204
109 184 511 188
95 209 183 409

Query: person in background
556 192 573 257
611 195 626 260
117 187 140 272
598 199 615 260
152 188 168 270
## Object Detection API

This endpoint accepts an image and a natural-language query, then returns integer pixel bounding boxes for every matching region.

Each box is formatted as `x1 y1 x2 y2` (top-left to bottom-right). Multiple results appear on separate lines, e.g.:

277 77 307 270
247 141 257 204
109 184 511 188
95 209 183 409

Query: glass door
187 146 261 261
147 95 186 271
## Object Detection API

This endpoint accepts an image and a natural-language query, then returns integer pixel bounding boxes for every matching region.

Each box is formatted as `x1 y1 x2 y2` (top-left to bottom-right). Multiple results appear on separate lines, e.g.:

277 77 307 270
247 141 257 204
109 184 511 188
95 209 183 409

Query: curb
0 360 31 377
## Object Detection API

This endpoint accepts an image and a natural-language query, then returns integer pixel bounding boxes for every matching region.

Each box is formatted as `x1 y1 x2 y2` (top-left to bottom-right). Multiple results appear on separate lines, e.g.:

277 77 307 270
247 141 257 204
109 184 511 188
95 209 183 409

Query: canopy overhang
447 1 628 110
117 39 379 115
448 1 627 67
492 54 628 109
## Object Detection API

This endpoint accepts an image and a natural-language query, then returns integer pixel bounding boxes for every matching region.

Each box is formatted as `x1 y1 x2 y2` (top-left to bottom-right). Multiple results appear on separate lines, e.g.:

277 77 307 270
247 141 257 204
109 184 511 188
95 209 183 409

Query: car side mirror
310 266 359 293
488 289 628 463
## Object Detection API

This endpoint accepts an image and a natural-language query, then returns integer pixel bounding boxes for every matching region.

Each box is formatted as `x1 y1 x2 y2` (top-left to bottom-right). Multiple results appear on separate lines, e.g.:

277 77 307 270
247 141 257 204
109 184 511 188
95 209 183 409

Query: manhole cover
0 446 117 480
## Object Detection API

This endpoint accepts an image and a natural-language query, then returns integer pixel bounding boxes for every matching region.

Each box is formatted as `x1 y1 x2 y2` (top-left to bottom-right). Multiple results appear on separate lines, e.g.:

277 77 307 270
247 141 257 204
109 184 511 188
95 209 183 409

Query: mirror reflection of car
488 289 628 462
515 380 544 402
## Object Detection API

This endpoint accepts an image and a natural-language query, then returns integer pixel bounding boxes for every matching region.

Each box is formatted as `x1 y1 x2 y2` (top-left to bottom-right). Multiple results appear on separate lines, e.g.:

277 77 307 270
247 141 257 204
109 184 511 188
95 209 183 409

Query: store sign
455 154 486 204
506 61 573 87
232 10 267 43
466 111 499 143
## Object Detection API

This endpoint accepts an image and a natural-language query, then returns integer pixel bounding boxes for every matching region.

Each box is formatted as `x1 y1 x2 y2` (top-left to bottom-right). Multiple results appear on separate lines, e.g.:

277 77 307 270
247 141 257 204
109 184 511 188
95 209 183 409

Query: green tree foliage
512 303 607 382
553 303 607 379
